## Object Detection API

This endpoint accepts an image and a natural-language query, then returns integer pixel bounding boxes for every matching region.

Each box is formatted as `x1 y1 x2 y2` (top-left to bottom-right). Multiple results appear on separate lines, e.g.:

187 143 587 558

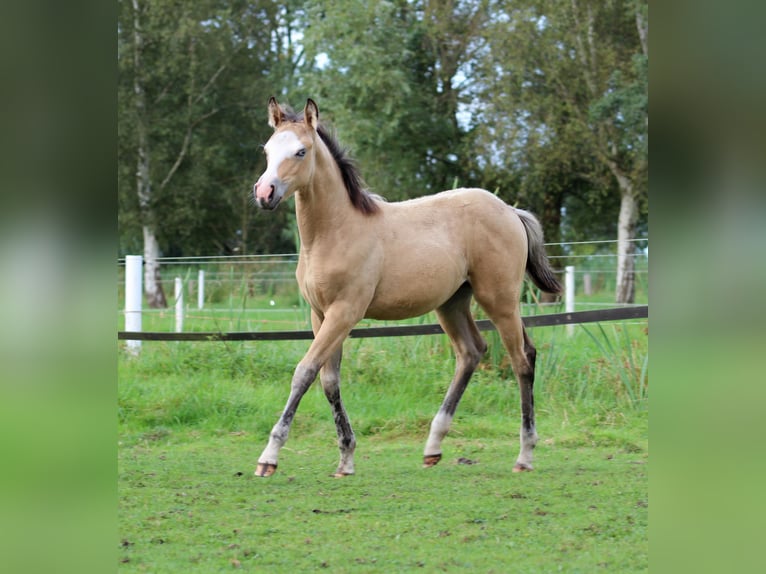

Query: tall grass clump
579 322 649 405
523 321 648 411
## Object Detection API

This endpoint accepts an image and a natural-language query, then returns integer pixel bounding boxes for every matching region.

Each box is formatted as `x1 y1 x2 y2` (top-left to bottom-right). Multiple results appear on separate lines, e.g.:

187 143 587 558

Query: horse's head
253 97 319 210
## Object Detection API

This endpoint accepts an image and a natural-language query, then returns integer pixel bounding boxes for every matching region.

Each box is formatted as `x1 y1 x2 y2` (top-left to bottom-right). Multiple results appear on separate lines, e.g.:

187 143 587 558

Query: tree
118 0 304 305
301 0 485 199
585 0 648 302
562 0 647 303
470 0 647 302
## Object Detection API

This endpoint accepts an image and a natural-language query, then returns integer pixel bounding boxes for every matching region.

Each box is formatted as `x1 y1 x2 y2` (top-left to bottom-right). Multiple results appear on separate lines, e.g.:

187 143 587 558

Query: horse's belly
365 267 465 320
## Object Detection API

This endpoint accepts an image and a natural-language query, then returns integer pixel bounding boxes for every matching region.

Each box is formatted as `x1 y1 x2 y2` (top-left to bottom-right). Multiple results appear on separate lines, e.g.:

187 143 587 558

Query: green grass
118 315 648 572
119 434 647 573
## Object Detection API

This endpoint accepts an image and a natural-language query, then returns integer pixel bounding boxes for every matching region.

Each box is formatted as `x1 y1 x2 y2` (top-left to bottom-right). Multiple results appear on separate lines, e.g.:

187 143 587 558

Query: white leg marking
335 443 356 476
424 411 453 456
516 425 539 468
257 363 317 468
258 420 290 466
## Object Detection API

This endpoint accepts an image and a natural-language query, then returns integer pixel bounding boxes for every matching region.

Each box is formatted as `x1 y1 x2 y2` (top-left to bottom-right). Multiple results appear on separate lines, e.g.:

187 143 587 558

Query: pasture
118 299 648 572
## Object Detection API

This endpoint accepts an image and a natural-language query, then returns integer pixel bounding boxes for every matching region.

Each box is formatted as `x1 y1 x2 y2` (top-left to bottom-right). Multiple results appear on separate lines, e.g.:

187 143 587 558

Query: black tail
515 208 562 294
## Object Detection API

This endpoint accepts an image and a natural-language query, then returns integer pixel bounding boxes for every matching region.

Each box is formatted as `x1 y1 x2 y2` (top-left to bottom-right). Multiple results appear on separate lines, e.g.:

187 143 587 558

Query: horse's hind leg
483 307 539 472
320 348 356 477
423 284 487 467
512 326 538 472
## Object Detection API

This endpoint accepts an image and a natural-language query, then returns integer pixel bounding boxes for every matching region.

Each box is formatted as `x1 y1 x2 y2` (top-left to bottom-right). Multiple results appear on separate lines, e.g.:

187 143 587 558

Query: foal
253 97 561 477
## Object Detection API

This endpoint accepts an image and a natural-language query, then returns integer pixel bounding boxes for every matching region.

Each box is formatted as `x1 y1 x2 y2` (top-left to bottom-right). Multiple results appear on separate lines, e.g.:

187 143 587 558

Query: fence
118 306 648 341
118 238 647 348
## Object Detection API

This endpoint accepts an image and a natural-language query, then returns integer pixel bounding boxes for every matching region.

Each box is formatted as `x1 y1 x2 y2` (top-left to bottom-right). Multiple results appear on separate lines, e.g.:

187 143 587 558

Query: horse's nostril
269 185 275 200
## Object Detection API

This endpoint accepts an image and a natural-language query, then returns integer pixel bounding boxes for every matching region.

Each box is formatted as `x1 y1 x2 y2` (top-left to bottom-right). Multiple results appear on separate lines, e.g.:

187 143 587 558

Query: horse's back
382 187 527 261
363 188 528 320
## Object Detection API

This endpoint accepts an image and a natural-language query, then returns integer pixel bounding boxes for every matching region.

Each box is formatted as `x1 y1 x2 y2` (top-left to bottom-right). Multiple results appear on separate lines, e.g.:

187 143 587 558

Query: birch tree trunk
132 0 167 308
142 225 167 308
616 196 638 303
614 173 638 304
615 1 647 304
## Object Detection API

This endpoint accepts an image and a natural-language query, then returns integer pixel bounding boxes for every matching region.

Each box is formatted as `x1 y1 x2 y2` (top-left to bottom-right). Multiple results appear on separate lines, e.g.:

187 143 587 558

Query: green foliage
118 0 648 278
118 0 304 256
301 0 481 199
468 0 648 245
579 322 648 404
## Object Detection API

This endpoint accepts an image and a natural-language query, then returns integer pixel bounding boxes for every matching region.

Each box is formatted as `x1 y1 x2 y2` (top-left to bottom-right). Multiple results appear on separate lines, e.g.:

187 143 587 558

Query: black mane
278 106 380 215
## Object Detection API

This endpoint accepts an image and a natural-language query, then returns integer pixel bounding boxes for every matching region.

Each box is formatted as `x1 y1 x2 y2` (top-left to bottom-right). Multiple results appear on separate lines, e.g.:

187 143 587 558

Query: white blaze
261 130 303 183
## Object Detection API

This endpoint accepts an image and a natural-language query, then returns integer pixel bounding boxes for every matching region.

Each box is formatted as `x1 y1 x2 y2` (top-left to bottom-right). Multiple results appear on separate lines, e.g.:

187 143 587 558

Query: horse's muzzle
253 177 283 210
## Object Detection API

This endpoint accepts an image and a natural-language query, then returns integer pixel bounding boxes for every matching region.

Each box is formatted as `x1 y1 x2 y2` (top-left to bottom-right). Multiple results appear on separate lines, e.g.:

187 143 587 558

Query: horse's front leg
255 303 360 478
311 310 356 477
254 361 319 477
320 348 356 477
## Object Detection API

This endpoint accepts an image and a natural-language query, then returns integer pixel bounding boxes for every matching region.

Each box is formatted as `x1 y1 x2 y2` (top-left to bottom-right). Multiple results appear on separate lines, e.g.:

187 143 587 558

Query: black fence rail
118 305 647 342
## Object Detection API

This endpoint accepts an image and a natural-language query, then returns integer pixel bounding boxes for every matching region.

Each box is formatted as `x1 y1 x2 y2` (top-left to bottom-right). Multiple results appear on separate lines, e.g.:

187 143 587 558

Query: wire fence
117 238 648 337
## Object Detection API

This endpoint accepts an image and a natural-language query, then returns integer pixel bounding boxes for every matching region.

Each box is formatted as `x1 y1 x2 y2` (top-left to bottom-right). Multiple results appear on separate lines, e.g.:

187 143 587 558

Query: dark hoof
512 463 533 473
423 454 442 468
255 462 277 477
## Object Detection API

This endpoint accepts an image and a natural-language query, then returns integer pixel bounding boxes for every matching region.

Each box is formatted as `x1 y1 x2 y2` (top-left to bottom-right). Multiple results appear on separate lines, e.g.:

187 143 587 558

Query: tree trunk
636 6 648 57
143 225 167 308
615 182 638 304
132 0 167 308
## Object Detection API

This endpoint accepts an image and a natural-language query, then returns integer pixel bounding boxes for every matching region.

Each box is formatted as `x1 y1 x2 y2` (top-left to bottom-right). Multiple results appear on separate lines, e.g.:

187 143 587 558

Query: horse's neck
295 146 354 249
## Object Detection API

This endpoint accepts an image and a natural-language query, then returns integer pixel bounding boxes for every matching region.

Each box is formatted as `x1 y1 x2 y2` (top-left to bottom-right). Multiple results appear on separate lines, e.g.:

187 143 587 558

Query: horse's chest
296 263 346 311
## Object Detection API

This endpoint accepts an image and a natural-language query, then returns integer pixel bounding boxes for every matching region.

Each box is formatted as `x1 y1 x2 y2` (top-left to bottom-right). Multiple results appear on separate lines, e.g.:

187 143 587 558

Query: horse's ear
268 96 282 128
304 98 319 130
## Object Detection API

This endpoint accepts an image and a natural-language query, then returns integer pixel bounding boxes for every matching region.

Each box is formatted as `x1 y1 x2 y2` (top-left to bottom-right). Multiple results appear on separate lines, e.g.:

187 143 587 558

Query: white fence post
197 269 205 310
565 265 575 336
583 273 592 296
124 255 143 354
175 277 184 333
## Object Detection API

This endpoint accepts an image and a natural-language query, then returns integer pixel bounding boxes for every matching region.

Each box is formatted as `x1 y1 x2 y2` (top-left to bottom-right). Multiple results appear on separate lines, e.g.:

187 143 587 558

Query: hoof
423 454 442 468
331 471 354 478
512 462 533 473
255 462 277 477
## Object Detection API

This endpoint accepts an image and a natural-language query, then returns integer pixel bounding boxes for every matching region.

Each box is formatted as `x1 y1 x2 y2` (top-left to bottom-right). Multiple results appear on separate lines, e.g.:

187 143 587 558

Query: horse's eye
295 148 306 158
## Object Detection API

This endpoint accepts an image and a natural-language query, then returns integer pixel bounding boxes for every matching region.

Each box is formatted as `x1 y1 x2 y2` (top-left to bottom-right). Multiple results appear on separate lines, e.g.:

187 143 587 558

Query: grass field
118 299 648 572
